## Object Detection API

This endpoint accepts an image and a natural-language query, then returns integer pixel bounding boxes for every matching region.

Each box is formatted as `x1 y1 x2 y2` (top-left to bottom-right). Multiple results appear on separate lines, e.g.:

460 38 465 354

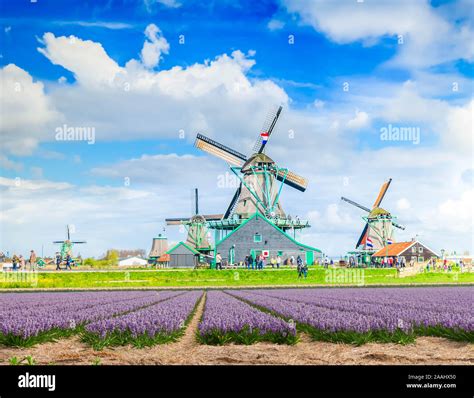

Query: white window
411 246 417 253
418 246 423 254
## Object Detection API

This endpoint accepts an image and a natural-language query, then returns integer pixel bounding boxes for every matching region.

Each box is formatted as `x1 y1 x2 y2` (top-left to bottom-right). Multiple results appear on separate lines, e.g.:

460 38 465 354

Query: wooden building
166 242 200 268
371 240 439 263
215 212 321 266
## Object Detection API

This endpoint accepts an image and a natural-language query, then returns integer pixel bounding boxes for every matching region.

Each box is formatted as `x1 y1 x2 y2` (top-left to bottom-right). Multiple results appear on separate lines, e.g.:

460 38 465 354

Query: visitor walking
244 255 250 269
296 255 303 278
29 250 37 271
19 255 25 270
276 255 281 269
12 254 19 271
215 253 222 270
65 254 72 270
297 262 302 278
290 256 295 267
55 252 62 271
302 263 308 279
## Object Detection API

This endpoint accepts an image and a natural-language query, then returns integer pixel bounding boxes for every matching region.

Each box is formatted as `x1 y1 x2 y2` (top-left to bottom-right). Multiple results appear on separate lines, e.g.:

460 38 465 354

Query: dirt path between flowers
0 290 472 365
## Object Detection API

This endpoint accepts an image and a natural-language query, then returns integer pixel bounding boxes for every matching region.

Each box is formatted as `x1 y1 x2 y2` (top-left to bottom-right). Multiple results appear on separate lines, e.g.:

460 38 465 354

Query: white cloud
38 32 123 86
346 109 369 129
140 24 170 69
267 19 285 31
0 64 60 155
143 0 181 13
444 99 474 154
396 198 411 211
55 21 134 30
281 0 474 68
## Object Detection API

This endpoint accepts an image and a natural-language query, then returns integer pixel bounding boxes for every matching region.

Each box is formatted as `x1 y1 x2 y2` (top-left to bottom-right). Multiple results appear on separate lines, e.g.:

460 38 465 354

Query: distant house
118 256 148 267
372 240 439 263
166 242 200 268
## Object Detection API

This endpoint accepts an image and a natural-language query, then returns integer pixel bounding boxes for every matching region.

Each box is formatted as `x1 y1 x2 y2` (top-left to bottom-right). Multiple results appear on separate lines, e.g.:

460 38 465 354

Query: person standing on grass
55 252 62 271
12 254 19 271
270 256 276 268
290 255 295 267
276 255 281 269
65 254 72 270
215 253 222 270
29 250 37 271
303 262 308 279
19 255 25 270
296 255 303 277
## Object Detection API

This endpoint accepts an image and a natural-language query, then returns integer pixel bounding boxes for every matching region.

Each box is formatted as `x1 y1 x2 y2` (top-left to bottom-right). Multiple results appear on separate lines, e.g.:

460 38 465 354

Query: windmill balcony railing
206 217 310 230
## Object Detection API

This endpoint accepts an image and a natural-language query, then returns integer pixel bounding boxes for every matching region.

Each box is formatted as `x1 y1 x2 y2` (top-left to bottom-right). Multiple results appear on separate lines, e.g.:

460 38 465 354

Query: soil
0 291 472 365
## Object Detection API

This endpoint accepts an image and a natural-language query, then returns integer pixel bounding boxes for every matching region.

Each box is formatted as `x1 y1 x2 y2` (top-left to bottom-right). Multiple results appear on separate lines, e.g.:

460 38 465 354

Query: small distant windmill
194 105 308 226
53 224 87 263
341 178 405 251
165 189 222 252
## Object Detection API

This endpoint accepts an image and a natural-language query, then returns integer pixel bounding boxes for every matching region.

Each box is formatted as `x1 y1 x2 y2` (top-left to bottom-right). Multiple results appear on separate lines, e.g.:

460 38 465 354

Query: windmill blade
253 105 283 154
165 218 189 225
373 178 392 208
72 241 87 244
195 134 247 166
201 214 223 221
392 221 405 230
356 223 369 249
224 183 242 219
67 225 71 240
341 197 371 213
53 241 66 244
275 169 308 192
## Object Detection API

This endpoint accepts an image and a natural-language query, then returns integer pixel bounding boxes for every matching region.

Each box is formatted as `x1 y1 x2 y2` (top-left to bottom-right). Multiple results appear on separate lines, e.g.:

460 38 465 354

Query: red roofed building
372 240 439 264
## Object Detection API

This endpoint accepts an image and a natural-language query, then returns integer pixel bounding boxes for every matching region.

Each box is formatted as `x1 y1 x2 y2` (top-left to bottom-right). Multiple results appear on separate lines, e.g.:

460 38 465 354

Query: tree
106 250 119 266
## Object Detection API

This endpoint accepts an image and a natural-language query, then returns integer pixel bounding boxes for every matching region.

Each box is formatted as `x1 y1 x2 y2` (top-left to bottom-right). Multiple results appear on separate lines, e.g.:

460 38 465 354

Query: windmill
341 178 405 252
194 105 308 230
53 224 87 263
165 188 222 252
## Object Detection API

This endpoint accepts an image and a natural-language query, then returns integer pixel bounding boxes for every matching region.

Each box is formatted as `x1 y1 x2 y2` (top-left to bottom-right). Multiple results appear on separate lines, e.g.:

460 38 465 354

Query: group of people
243 254 283 270
56 253 73 270
214 252 309 278
10 250 37 271
426 258 454 272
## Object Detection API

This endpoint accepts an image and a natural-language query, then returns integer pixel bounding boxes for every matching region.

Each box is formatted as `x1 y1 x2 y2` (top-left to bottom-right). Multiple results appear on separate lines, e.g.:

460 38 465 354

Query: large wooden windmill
165 188 222 253
194 106 308 230
341 178 405 252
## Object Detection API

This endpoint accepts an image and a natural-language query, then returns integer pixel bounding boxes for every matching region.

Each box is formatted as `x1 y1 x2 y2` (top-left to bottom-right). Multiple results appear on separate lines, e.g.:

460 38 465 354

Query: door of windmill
305 251 314 265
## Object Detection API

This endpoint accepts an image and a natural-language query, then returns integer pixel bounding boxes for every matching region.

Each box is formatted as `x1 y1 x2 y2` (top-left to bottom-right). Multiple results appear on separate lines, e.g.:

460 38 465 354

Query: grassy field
0 267 473 289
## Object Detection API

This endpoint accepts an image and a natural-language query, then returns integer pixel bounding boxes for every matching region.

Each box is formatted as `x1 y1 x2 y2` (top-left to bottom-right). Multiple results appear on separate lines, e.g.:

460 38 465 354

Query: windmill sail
195 134 246 166
253 105 282 153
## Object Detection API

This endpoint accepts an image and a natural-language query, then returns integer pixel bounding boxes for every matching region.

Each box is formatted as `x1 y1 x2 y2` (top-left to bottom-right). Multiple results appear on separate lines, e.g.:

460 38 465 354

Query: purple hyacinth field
198 291 297 344
228 287 474 344
0 290 195 347
83 290 203 348
0 287 472 354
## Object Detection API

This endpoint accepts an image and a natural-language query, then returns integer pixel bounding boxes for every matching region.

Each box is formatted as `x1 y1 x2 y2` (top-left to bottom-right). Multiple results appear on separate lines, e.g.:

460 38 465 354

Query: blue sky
0 0 472 257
